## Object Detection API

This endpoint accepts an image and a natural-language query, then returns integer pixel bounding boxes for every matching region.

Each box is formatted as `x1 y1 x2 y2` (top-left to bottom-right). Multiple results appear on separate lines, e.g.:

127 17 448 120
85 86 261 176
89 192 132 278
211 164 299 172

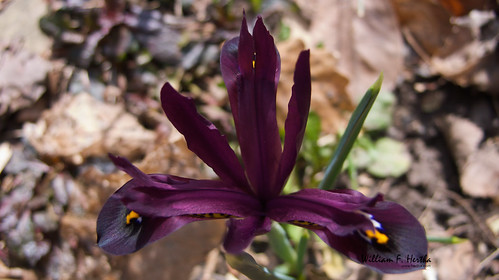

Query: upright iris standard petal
220 37 241 123
275 50 311 194
160 83 250 192
236 15 255 81
231 16 283 199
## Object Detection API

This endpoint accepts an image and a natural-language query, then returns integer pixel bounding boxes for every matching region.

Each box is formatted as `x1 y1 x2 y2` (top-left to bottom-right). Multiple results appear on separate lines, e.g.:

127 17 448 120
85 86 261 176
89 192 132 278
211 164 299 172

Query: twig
475 248 499 276
201 248 220 280
444 189 497 248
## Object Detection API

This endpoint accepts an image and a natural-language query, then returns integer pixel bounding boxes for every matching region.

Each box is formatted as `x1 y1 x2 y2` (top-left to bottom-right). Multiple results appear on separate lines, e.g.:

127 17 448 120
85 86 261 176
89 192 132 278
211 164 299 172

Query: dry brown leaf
391 0 459 57
438 114 483 169
0 42 51 116
294 0 404 101
438 115 499 199
438 0 492 16
23 93 156 164
430 241 477 280
391 0 499 93
460 139 499 199
0 0 52 56
137 133 206 180
277 39 354 135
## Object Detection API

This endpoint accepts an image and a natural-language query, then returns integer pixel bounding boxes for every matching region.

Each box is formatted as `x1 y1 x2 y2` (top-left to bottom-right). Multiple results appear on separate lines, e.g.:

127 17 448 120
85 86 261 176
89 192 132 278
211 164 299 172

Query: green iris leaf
319 73 383 190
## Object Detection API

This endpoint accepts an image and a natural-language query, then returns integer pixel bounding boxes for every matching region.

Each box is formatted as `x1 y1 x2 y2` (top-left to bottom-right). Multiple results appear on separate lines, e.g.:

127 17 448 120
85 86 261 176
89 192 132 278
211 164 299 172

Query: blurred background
0 0 498 279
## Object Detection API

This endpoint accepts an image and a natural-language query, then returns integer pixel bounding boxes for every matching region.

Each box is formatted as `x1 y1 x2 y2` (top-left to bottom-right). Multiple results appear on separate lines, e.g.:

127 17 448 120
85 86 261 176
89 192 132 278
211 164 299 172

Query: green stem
295 230 309 280
427 235 467 244
268 223 297 270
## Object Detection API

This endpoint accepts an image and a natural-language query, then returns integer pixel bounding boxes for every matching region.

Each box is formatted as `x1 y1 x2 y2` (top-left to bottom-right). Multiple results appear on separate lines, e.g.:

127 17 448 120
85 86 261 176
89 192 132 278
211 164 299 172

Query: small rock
460 139 499 199
0 42 51 117
32 209 59 233
430 241 476 280
46 244 76 280
22 240 51 266
439 114 483 170
0 143 13 174
0 0 52 55
120 221 226 280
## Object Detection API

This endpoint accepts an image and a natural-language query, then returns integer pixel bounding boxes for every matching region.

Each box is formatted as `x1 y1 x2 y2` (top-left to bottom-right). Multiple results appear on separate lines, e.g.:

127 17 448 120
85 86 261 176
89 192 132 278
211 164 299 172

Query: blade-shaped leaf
294 230 309 280
319 73 383 190
268 222 297 265
226 252 292 280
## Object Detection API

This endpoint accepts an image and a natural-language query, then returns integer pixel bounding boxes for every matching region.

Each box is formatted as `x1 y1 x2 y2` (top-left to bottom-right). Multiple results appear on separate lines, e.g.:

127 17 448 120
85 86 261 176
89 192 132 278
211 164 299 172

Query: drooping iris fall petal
268 189 428 274
96 193 197 255
313 200 428 273
112 155 262 219
97 155 262 255
267 189 376 235
96 158 200 255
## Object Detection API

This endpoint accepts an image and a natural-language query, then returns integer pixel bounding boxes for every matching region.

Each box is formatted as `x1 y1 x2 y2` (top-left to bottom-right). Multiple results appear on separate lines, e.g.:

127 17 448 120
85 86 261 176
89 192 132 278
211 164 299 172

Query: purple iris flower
97 15 428 273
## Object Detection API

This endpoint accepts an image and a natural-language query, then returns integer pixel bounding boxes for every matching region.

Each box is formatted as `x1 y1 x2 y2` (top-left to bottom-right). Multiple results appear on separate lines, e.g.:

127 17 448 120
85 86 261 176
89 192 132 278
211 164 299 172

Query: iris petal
109 154 162 188
96 185 197 255
220 36 241 125
106 156 262 219
275 50 311 195
267 189 428 274
232 16 282 199
160 83 250 191
118 179 263 218
99 155 263 254
281 188 382 211
223 216 272 253
220 19 281 128
267 189 372 235
314 201 428 273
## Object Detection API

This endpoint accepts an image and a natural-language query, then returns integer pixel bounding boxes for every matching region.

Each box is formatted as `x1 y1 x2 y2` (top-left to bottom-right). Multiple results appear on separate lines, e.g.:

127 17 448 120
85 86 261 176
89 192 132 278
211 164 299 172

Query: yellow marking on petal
126 211 140 225
252 60 256 69
288 220 323 229
365 229 389 244
188 213 238 219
